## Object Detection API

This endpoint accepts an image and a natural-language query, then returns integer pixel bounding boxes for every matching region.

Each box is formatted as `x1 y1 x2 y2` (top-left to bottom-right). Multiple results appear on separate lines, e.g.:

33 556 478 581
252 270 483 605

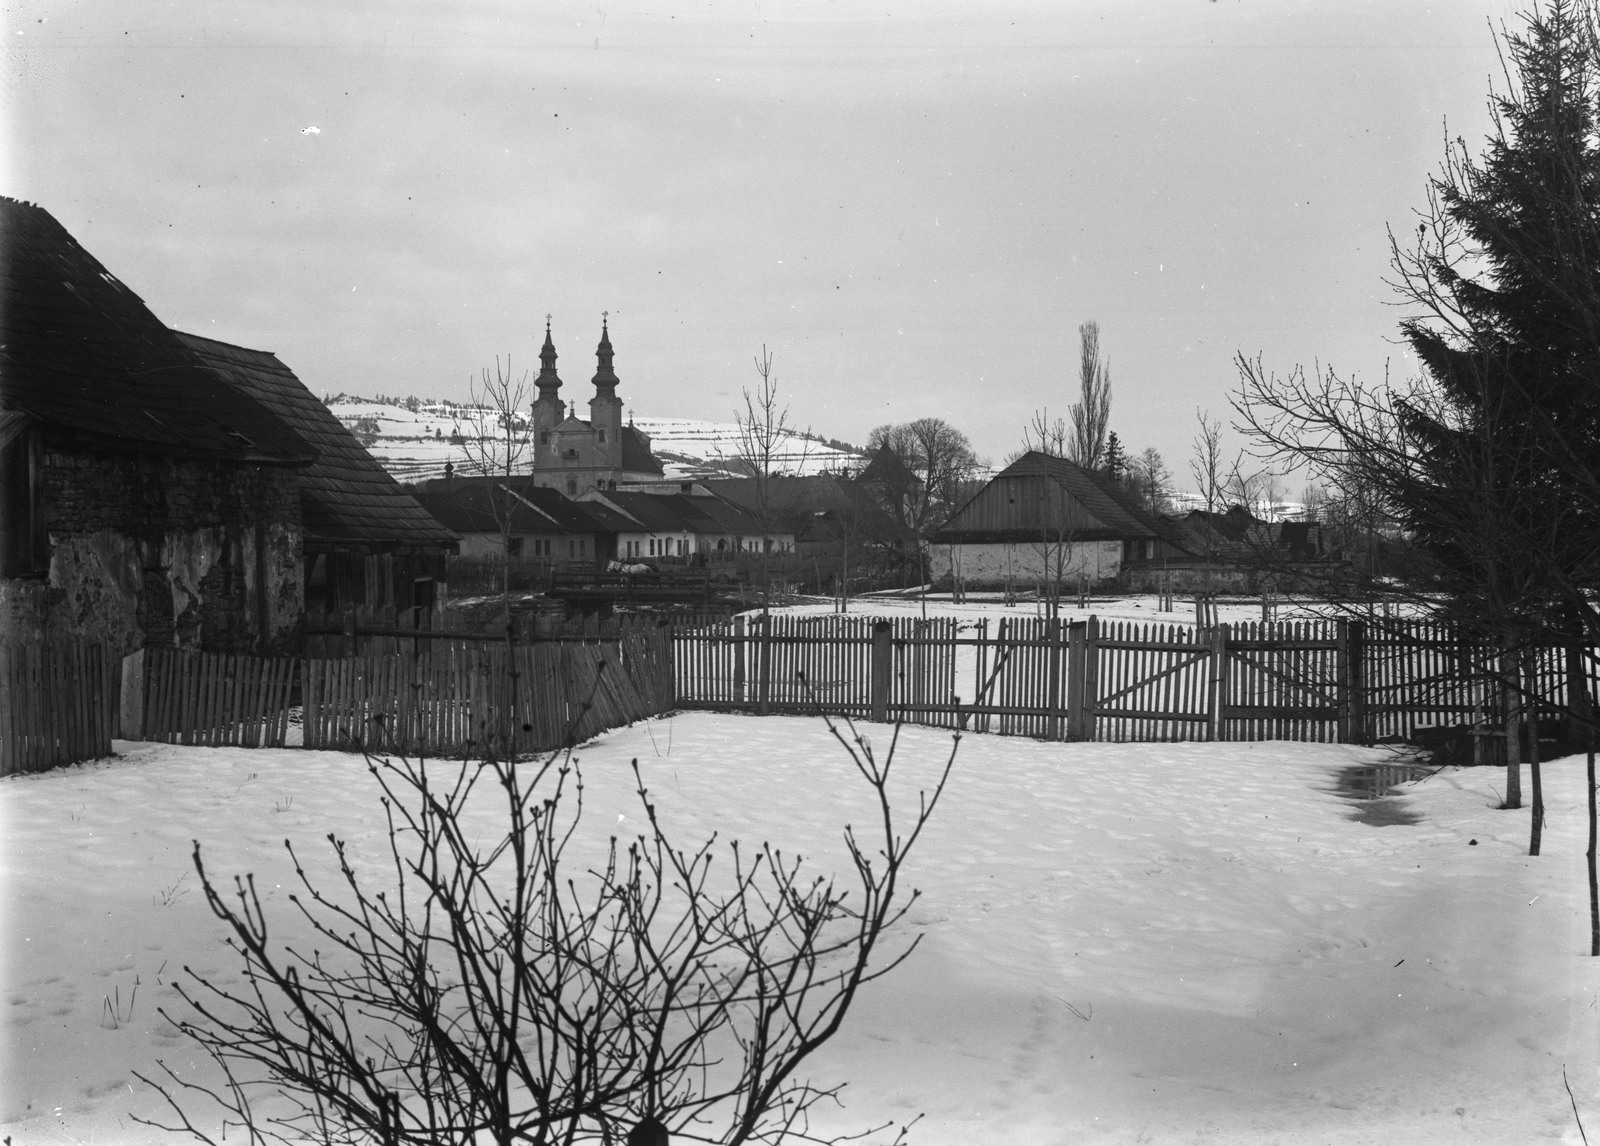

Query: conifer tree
1387 0 1600 633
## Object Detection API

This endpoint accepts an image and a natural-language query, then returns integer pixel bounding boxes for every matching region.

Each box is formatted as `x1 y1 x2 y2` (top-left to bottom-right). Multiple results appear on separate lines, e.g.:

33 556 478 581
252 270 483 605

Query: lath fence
300 627 673 756
0 638 118 776
671 614 1600 746
136 647 297 748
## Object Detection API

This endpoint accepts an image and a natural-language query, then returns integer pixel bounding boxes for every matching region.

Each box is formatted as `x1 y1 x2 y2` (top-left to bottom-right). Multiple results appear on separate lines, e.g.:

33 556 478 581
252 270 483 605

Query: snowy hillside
2 712 1595 1144
323 396 868 486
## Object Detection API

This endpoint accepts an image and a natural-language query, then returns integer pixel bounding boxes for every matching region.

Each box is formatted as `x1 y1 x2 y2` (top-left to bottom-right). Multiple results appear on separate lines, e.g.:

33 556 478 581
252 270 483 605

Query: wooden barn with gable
176 332 459 631
928 450 1186 588
0 197 315 654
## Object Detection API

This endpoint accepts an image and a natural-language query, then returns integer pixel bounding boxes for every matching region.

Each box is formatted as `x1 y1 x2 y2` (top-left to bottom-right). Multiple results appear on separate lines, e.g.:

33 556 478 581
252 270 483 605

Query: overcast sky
8 0 1519 486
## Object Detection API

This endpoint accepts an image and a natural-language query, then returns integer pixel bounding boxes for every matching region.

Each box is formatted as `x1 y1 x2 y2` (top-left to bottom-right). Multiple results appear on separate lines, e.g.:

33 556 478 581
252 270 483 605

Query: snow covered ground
3 714 1597 1144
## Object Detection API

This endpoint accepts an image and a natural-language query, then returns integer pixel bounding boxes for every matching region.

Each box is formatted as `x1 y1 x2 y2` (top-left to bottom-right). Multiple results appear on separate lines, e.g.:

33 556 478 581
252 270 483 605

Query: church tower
530 315 565 472
588 314 624 474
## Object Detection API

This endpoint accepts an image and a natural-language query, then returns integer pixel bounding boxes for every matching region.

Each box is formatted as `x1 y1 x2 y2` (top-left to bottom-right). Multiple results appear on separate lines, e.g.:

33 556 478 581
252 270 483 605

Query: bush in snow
133 712 956 1146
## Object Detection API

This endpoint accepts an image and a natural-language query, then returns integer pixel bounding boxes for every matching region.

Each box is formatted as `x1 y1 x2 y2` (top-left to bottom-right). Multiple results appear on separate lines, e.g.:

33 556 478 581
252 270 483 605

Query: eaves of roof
177 332 457 550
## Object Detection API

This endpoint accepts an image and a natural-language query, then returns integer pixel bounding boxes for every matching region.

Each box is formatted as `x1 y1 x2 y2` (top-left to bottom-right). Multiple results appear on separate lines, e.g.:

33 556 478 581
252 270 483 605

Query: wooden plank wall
0 639 118 776
142 647 296 748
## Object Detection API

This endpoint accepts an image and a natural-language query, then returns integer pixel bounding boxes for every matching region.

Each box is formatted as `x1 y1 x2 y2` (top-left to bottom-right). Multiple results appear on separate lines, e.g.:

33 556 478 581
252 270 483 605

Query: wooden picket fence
0 638 118 775
302 628 673 756
671 614 1600 746
137 647 297 748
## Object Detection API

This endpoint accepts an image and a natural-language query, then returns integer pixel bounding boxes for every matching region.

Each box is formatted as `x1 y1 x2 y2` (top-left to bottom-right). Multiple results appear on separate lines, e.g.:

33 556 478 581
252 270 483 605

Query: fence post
870 621 892 723
1065 621 1086 740
1208 623 1229 741
1348 619 1369 744
757 613 772 717
733 615 746 706
1045 616 1063 740
119 648 146 741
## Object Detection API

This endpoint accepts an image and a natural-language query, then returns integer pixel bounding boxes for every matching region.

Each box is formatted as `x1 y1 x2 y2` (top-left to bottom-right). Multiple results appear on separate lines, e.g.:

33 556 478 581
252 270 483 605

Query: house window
506 536 523 558
569 539 576 558
1 424 47 578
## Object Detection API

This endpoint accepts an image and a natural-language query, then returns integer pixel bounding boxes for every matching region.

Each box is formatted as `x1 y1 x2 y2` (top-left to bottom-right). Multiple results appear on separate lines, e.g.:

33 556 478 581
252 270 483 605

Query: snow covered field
3 714 1597 1144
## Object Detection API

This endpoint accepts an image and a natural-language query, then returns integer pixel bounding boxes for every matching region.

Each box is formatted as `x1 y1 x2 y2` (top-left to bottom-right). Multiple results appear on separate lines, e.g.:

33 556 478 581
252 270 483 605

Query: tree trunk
1589 735 1598 956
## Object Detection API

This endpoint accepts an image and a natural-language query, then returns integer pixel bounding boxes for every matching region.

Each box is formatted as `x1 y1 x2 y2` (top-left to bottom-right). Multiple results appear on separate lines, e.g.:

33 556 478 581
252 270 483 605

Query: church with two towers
529 316 664 495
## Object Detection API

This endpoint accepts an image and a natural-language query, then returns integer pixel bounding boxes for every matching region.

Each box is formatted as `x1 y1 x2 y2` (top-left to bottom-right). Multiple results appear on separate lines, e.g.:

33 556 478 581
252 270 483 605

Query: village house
928 451 1185 589
413 475 615 570
1122 505 1330 594
576 488 769 564
0 198 313 654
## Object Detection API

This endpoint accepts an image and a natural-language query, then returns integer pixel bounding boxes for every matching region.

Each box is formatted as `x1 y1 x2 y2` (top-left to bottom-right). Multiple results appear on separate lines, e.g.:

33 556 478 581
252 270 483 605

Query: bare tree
865 418 980 542
1070 321 1112 469
453 357 535 622
732 347 809 614
1189 409 1231 591
135 708 956 1146
1125 447 1174 516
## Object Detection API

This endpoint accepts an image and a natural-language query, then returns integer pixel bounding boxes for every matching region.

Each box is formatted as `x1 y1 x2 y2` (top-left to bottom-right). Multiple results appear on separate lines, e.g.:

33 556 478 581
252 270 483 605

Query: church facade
529 317 664 495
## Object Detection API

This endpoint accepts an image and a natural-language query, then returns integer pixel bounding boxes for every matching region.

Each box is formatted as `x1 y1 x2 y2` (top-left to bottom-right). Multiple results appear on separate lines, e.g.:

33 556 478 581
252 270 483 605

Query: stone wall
0 442 303 654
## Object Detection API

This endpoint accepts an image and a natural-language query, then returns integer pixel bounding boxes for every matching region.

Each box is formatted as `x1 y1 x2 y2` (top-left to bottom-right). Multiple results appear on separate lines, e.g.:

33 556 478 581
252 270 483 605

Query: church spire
592 312 619 400
534 313 562 398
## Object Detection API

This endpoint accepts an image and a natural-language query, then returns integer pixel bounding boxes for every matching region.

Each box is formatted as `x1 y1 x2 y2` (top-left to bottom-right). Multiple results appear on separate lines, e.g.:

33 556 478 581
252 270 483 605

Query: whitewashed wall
931 540 1122 585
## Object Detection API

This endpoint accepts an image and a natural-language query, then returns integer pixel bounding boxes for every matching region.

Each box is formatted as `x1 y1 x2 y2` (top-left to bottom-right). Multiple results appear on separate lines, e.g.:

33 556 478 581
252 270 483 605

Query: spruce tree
1390 0 1600 634
1103 431 1126 482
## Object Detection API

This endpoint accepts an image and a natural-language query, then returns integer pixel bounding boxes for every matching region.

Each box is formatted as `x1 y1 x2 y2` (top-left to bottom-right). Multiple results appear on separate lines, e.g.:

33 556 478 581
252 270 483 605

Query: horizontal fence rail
0 639 118 775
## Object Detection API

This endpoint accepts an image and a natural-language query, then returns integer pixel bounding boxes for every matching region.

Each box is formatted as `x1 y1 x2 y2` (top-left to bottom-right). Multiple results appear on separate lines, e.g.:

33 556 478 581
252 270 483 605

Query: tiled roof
0 197 313 464
176 332 457 551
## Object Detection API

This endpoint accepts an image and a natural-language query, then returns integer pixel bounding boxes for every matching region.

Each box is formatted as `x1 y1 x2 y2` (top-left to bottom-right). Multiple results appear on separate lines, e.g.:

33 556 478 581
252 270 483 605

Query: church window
566 476 577 496
598 429 606 444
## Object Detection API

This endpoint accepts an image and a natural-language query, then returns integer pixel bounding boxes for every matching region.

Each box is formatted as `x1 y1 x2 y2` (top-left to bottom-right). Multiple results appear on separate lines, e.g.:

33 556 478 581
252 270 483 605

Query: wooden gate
1089 620 1214 741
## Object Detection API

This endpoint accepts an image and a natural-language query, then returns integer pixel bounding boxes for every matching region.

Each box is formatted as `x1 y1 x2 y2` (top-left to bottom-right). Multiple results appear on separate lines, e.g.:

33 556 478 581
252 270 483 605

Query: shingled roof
176 332 457 551
932 451 1189 548
0 197 312 465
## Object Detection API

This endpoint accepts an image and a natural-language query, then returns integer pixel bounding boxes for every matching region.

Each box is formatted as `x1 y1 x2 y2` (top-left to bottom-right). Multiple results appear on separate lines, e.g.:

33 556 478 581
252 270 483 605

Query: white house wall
931 540 1122 586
